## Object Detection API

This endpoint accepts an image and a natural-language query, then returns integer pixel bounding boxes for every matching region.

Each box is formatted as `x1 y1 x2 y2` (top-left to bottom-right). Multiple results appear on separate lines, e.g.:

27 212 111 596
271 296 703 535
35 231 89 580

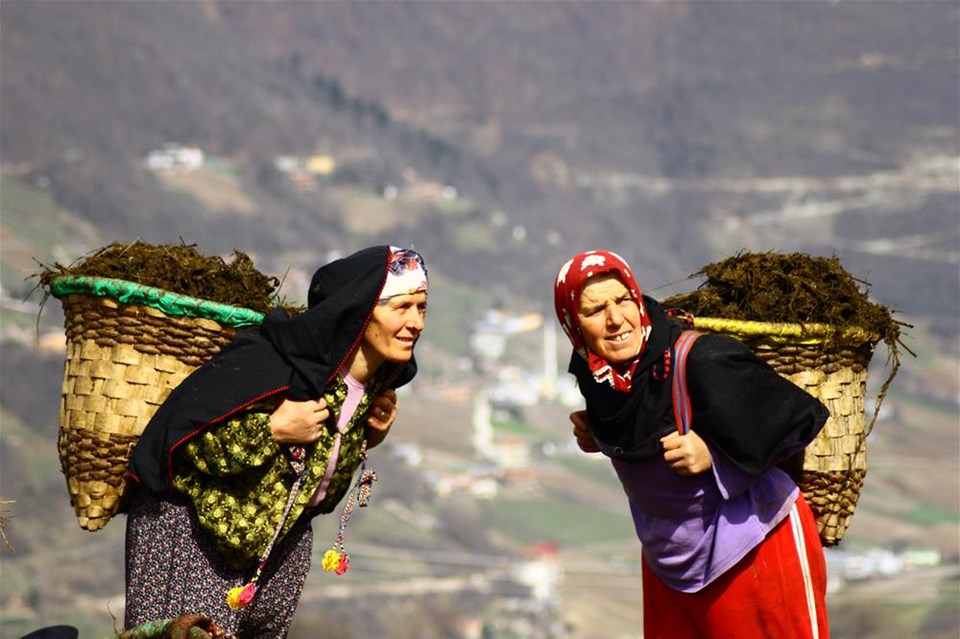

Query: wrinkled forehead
378 288 428 305
578 272 630 306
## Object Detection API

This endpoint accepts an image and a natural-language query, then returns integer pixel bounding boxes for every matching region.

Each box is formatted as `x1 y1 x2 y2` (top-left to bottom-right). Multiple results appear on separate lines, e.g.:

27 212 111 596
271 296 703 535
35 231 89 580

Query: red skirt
642 495 830 639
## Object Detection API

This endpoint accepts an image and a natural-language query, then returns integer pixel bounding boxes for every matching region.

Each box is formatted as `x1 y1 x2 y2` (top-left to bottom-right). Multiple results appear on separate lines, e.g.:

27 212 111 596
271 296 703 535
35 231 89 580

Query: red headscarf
554 250 652 392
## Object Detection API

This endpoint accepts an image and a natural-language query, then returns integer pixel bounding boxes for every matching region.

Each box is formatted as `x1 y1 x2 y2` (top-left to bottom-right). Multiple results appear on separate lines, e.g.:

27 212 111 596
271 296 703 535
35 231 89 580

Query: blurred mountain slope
2 1 957 324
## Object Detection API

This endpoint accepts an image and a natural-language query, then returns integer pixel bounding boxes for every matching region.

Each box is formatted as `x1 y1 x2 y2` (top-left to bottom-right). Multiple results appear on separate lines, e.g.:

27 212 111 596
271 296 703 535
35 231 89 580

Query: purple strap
671 330 701 435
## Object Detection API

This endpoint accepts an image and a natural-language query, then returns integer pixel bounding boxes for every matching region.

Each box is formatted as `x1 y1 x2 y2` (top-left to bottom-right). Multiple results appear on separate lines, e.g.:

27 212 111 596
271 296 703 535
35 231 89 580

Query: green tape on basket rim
692 316 881 347
49 275 265 328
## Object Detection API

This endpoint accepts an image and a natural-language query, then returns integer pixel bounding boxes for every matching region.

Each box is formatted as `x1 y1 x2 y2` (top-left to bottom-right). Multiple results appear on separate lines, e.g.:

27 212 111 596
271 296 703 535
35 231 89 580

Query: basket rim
692 316 881 346
49 275 265 328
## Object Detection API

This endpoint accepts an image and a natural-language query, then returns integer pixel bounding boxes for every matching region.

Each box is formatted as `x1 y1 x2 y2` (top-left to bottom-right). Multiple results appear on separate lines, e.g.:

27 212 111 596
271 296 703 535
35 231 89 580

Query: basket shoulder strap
671 330 702 436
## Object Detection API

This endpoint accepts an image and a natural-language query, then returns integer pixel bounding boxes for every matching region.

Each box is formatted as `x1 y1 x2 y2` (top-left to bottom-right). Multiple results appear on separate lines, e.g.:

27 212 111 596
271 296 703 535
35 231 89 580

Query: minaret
541 319 559 400
472 389 495 460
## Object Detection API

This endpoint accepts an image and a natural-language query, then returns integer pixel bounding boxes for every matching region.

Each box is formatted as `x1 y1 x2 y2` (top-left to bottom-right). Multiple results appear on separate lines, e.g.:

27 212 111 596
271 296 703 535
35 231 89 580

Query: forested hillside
2 0 957 322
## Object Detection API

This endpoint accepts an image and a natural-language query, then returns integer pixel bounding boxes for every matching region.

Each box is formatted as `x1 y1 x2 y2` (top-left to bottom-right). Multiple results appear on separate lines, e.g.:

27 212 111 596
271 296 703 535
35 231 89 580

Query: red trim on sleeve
163 385 291 496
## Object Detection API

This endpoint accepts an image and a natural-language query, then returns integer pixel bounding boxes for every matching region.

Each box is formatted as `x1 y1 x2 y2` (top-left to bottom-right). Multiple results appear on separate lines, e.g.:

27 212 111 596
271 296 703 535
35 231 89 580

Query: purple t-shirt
612 449 798 593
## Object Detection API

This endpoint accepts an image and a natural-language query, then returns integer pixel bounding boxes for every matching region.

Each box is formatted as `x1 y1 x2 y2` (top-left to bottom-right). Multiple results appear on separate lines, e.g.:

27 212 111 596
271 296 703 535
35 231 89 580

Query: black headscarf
569 296 828 474
129 246 421 493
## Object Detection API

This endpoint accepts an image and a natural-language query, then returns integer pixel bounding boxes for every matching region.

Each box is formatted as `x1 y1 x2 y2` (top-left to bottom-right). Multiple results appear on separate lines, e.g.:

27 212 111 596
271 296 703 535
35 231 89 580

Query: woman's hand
365 389 398 449
269 398 330 445
569 410 601 453
660 431 713 476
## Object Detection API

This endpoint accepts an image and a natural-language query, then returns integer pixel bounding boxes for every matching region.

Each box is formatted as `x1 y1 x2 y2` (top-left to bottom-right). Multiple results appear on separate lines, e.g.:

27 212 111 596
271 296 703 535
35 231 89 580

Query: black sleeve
686 334 829 474
128 334 294 493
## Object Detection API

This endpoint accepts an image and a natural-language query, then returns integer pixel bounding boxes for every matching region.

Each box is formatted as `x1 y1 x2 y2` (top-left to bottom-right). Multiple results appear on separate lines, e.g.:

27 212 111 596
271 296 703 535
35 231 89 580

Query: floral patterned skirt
124 489 313 639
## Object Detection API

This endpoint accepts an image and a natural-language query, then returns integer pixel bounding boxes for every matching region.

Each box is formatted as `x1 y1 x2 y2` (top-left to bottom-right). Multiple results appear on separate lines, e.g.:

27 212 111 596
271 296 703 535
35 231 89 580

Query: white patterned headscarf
380 246 428 301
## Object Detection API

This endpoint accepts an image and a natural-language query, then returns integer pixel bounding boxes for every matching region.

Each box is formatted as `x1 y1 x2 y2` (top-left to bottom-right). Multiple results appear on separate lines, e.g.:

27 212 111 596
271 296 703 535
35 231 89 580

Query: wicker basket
49 276 265 531
692 317 882 546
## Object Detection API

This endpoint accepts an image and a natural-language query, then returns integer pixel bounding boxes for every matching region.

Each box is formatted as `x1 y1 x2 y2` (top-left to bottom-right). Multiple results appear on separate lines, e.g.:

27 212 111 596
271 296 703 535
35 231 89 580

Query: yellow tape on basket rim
692 316 881 346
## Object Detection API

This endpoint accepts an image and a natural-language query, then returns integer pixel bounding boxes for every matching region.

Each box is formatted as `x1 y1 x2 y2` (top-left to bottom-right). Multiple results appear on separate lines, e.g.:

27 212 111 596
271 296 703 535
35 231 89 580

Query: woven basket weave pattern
58 293 239 531
63 294 237 367
696 322 876 546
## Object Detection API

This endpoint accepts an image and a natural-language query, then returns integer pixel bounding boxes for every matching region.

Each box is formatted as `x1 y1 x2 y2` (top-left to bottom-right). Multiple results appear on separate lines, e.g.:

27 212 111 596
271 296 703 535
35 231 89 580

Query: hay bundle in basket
39 242 281 531
664 252 908 546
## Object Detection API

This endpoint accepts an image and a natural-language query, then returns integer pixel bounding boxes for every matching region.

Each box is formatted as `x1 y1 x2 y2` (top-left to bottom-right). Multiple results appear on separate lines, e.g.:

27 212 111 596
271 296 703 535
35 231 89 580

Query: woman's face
362 291 428 366
577 273 643 365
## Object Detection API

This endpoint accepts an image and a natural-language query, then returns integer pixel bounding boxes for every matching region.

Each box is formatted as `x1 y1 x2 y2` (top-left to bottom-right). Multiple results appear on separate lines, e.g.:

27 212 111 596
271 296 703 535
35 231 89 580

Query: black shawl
128 246 418 493
569 297 828 474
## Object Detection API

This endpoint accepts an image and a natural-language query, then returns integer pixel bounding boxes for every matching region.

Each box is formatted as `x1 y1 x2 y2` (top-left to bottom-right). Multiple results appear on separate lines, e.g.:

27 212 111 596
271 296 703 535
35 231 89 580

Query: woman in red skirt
554 250 830 638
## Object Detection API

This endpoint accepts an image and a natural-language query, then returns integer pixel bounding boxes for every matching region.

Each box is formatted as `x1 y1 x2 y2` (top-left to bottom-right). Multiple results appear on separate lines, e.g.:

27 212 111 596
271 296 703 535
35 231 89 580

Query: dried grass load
663 251 911 546
38 241 282 531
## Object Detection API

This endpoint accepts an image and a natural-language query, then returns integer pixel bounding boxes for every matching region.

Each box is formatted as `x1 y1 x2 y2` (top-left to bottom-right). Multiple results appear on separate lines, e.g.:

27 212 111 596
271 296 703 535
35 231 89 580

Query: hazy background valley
1 2 958 638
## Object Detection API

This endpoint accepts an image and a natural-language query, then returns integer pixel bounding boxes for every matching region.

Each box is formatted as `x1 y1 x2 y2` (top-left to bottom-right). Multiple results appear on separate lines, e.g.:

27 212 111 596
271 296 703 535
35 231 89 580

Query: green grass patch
417 271 490 358
904 503 959 527
0 561 33 599
0 306 45 332
556 456 620 486
432 195 476 217
828 601 921 639
1 176 64 292
0 175 102 298
479 496 632 546
1 616 40 639
1 176 62 241
492 418 536 437
452 220 497 252
919 592 960 638
887 388 958 419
